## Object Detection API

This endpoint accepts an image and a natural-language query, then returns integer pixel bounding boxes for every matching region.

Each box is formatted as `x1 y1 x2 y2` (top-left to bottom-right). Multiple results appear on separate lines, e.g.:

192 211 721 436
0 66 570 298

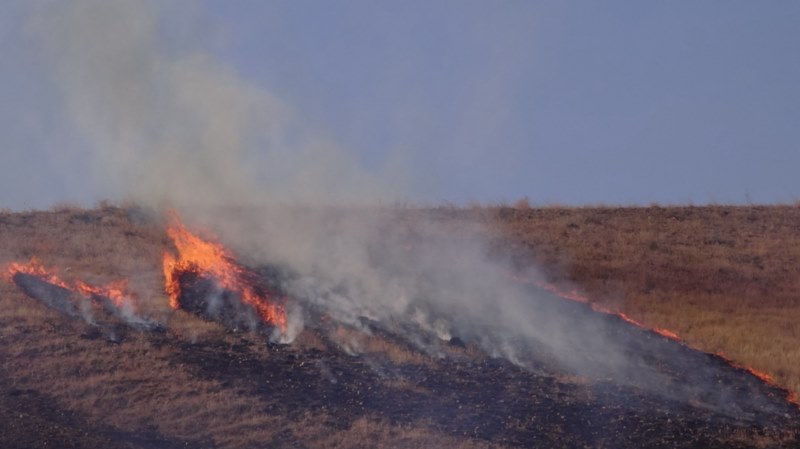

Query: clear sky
1 1 799 209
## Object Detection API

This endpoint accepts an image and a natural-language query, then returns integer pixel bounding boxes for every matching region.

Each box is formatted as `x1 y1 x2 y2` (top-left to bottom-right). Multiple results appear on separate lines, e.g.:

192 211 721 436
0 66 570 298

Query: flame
6 258 72 290
510 274 682 341
6 258 138 313
707 351 774 384
652 327 680 340
162 212 286 332
510 273 799 407
75 278 130 309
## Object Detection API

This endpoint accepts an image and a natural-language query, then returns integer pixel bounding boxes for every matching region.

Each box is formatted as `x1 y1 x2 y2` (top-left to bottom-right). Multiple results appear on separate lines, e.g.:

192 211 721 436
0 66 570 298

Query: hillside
0 204 798 448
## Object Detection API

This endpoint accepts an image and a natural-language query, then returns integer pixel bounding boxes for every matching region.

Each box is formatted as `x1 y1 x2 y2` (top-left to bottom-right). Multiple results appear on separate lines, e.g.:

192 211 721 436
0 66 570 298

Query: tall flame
162 212 286 332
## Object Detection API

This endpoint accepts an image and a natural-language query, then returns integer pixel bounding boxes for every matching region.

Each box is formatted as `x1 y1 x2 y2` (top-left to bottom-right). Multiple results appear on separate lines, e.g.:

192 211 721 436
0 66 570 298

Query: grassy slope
0 204 798 446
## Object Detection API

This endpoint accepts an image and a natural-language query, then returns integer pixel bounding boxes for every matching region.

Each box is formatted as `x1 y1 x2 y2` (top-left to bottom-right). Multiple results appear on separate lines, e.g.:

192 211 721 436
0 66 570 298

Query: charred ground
0 204 798 448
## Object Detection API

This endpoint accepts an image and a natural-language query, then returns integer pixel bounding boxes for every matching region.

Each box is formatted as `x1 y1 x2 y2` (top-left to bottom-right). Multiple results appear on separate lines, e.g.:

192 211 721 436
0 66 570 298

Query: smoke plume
29 0 398 209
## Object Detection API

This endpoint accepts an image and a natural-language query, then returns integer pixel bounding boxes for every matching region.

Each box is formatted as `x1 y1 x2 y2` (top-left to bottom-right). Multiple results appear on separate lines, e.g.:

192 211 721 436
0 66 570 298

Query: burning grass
162 212 286 330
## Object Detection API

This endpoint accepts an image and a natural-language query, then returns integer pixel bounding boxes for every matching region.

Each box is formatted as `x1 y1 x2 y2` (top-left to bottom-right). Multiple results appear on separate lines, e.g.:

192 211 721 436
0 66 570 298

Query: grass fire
0 205 799 449
3 2 798 447
162 212 287 334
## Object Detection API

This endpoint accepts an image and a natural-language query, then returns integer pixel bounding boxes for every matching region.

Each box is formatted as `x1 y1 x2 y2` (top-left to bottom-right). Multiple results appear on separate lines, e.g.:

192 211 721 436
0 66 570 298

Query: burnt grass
172 334 798 449
12 273 79 318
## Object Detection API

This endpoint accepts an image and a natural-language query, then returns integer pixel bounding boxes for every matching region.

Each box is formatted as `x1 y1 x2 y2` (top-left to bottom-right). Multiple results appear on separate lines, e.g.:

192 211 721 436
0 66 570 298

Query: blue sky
1 1 799 209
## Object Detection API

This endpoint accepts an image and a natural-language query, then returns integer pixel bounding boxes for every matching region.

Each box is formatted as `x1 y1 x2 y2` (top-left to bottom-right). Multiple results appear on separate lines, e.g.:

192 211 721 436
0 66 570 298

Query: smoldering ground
22 0 791 419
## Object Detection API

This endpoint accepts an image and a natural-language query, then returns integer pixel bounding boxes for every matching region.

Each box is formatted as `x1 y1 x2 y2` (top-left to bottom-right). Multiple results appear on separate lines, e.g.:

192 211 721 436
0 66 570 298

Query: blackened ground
13 273 79 318
175 271 263 332
171 328 799 449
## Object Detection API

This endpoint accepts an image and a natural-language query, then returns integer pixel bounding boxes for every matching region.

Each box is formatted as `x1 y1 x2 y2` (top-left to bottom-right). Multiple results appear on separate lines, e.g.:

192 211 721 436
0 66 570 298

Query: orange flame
509 275 683 341
6 258 137 312
652 327 680 341
75 279 130 309
162 212 286 332
6 258 72 290
711 352 773 383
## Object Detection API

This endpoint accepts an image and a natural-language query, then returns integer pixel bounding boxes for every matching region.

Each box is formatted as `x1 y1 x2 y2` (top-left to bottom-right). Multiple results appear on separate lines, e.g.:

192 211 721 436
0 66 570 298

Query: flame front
510 274 683 341
162 213 286 332
6 258 137 312
76 279 130 309
6 258 72 290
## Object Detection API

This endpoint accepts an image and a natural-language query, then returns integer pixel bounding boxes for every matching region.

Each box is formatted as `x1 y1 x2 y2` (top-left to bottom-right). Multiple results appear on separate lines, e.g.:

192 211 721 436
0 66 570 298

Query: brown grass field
0 203 798 448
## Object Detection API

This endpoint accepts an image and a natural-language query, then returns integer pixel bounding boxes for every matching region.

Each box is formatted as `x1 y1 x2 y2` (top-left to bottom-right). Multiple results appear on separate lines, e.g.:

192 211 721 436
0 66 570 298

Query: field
0 204 798 448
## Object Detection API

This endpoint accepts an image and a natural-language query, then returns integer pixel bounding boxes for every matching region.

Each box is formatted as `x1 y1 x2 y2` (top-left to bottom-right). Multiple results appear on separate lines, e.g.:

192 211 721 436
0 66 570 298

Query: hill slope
0 205 798 448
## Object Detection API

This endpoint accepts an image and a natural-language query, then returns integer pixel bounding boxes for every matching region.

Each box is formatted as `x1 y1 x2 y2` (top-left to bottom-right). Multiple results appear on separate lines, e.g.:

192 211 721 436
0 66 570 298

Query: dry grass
283 415 492 449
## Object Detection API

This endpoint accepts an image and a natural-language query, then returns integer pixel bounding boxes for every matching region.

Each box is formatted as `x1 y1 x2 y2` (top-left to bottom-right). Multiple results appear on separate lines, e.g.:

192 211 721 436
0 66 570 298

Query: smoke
235 210 793 417
225 210 634 370
25 0 779 416
28 0 399 209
